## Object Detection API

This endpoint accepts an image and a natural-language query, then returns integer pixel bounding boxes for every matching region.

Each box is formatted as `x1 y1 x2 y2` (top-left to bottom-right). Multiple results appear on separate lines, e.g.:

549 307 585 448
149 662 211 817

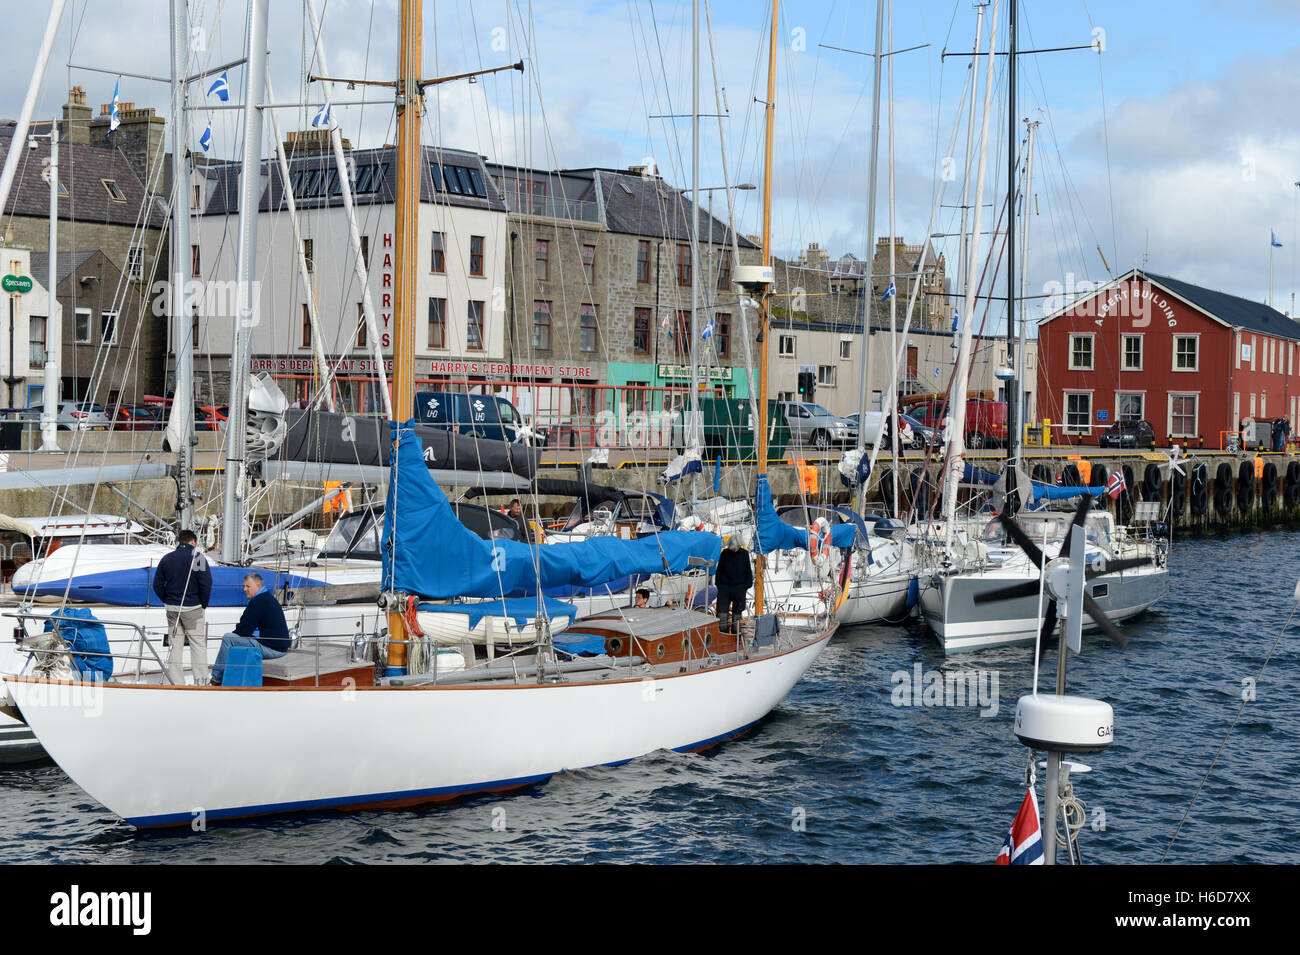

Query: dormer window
101 179 126 202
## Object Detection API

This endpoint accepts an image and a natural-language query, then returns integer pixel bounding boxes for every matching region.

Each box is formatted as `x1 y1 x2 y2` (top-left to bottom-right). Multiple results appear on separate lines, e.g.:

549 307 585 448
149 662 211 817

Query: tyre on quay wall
1171 466 1187 518
1191 462 1209 516
1262 461 1278 511
1142 462 1163 502
1237 460 1255 512
1214 462 1233 515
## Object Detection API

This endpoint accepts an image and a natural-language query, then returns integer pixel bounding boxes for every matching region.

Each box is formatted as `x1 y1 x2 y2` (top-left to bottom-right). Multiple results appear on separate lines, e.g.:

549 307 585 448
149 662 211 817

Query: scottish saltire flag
951 310 959 332
311 101 333 128
1107 469 1126 500
108 78 121 134
700 318 713 340
207 71 230 102
881 280 896 301
1272 230 1284 249
199 123 212 152
995 788 1044 865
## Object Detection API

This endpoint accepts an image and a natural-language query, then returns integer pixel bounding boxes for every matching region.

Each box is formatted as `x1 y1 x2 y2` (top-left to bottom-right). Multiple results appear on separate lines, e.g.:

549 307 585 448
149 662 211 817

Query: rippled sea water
1 530 1296 864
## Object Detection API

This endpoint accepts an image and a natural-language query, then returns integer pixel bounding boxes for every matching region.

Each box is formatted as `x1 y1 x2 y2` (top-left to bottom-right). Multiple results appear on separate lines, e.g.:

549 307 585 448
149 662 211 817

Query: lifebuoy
808 519 831 559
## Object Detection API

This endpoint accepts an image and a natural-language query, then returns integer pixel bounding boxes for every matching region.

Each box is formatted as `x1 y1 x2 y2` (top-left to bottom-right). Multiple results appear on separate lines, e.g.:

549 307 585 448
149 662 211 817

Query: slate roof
1145 271 1300 341
588 169 759 248
199 145 506 215
0 127 164 229
28 250 99 287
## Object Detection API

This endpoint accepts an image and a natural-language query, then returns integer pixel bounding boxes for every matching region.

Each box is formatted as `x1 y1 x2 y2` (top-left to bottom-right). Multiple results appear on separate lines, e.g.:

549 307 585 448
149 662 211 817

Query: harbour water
0 531 1295 864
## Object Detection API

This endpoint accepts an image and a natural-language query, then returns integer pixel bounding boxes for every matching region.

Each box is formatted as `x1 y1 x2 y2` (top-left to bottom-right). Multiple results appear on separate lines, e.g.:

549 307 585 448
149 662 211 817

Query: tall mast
1014 120 1038 451
1004 0 1018 465
385 0 423 676
220 0 271 563
955 5 986 336
689 0 701 504
39 120 60 452
754 0 778 616
168 0 194 525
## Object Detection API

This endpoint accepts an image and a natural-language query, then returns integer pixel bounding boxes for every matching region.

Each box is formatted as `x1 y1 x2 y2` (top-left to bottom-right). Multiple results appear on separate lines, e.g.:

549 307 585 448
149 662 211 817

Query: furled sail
752 474 855 554
381 422 721 599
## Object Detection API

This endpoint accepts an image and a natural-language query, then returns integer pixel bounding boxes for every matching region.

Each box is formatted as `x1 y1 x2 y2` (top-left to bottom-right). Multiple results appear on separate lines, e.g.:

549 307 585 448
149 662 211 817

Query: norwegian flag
995 788 1044 865
1106 469 1126 500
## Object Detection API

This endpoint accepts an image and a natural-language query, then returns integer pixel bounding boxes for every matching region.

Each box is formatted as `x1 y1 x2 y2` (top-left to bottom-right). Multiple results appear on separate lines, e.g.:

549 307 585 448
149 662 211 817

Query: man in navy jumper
152 529 213 685
209 573 291 686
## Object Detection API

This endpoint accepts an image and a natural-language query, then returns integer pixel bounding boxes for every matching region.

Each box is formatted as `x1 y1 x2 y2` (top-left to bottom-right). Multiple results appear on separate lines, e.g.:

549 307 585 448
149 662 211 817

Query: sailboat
0 0 837 827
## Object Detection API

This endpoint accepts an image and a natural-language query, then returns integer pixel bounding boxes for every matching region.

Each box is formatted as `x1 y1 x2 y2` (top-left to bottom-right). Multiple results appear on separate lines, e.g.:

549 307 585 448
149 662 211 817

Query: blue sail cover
963 463 1000 485
752 474 856 555
416 597 578 628
382 421 722 599
1030 483 1105 502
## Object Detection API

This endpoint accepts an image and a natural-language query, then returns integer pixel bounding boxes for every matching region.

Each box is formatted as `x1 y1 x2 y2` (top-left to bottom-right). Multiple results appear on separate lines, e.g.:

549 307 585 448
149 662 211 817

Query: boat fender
906 576 920 611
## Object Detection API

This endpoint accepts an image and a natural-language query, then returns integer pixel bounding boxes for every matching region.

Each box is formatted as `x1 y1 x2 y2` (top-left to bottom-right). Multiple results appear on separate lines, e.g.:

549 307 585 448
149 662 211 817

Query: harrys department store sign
251 357 595 379
1 274 33 294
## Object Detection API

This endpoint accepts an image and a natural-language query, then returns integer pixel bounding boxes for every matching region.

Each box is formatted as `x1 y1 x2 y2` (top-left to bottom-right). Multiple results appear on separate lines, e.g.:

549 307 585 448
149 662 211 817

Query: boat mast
39 120 60 452
754 0 777 616
1004 0 1018 466
689 0 701 506
169 0 195 527
1014 120 1038 456
385 0 423 676
220 0 271 562
942 0 1000 546
852 0 886 515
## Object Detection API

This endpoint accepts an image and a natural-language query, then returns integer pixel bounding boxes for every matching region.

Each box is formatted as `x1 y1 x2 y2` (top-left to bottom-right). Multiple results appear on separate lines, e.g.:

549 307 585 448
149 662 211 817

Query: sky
4 0 1300 336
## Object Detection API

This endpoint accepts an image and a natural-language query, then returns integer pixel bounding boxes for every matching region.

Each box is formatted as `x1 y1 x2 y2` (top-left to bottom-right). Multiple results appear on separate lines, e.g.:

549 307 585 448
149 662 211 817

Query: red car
196 405 229 432
111 404 162 431
903 396 1009 449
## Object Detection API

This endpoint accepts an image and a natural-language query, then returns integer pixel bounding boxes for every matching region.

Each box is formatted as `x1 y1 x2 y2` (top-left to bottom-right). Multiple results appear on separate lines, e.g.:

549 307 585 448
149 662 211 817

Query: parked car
196 405 229 432
111 404 162 431
845 411 915 449
56 402 111 431
904 397 1008 449
413 391 544 445
901 412 939 448
1098 419 1156 449
779 401 858 450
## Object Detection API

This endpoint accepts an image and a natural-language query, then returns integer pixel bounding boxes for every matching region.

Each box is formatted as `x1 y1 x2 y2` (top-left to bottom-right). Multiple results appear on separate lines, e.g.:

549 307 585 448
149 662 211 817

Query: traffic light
797 370 816 403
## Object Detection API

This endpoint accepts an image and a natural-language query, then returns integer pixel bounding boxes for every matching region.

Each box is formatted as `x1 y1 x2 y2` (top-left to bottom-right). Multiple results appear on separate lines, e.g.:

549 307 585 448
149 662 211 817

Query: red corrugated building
1036 268 1300 448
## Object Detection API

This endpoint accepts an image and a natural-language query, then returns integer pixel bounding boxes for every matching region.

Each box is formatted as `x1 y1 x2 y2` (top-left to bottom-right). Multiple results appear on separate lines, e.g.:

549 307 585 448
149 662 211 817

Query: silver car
780 401 858 451
56 401 111 431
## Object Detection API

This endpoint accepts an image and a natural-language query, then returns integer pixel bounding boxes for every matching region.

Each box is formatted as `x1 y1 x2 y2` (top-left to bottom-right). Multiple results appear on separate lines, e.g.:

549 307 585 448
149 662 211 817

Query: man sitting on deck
209 573 291 686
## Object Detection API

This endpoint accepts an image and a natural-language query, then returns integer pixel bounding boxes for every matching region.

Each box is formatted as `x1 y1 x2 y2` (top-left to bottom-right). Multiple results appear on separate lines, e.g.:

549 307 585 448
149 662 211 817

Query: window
29 315 45 367
633 307 650 354
1117 393 1144 423
100 311 117 345
839 339 852 360
192 183 203 209
535 240 550 281
818 364 836 387
716 248 732 290
127 247 143 279
469 235 484 276
428 297 446 348
301 305 312 347
674 310 692 358
101 178 126 202
532 301 551 350
353 164 388 194
429 164 489 199
360 235 370 270
1170 394 1198 437
1065 392 1092 434
302 238 314 273
191 244 201 277
581 244 595 284
637 240 651 284
1122 334 1142 370
715 312 730 359
356 304 367 348
676 244 691 286
579 304 598 353
430 232 445 273
1069 334 1094 370
1174 335 1198 371
467 300 485 350
778 334 796 357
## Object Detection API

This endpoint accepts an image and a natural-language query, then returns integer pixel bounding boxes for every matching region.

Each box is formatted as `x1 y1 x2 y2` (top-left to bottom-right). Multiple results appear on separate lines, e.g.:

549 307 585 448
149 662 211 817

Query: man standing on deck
209 573 291 686
715 537 753 635
152 529 213 685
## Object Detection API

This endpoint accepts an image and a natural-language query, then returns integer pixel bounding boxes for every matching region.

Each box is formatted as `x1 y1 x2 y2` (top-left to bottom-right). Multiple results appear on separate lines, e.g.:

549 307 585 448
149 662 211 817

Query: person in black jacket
715 536 754 634
209 573 291 686
152 529 213 685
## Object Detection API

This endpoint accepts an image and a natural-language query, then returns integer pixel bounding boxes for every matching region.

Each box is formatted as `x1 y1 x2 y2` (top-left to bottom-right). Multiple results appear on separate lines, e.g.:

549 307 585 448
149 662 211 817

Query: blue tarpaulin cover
383 421 722 599
753 474 856 555
44 607 112 680
553 632 609 657
1030 483 1104 502
417 597 578 628
963 463 1000 485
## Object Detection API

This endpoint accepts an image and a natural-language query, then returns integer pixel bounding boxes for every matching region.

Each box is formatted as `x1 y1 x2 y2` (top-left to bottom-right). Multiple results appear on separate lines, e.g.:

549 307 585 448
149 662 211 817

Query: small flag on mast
881 280 897 302
107 78 121 137
700 317 714 340
207 71 230 102
661 312 673 338
1272 230 1284 249
1107 468 1126 500
995 788 1045 865
199 122 212 153
311 101 333 129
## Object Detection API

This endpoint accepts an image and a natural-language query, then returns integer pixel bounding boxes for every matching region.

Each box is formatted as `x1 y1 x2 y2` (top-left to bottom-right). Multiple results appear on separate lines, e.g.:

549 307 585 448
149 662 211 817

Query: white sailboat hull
4 628 832 827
